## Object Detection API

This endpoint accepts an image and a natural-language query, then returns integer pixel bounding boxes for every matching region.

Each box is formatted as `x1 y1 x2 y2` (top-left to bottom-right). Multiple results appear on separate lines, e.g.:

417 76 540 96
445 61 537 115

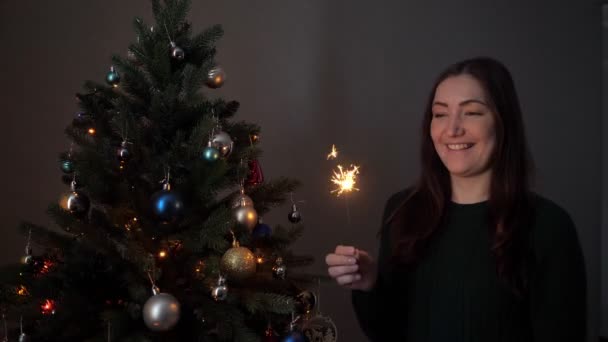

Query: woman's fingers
327 264 359 278
334 245 357 256
325 253 357 266
336 272 362 286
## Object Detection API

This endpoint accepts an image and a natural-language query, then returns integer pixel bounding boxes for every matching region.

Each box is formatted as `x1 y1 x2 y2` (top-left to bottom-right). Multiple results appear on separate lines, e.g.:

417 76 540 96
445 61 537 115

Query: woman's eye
465 112 482 116
433 113 446 118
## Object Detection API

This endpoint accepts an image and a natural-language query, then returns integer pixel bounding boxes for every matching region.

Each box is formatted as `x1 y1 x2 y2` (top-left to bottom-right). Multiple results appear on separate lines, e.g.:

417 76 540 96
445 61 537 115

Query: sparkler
326 144 361 228
330 164 360 197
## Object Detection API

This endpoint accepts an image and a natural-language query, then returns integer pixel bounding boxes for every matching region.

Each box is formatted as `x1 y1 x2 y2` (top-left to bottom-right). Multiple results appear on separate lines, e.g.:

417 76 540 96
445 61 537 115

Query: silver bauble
231 193 253 209
234 205 258 231
211 131 234 158
21 252 33 265
170 42 185 60
272 257 287 280
143 292 181 331
59 190 90 218
288 203 302 223
19 333 30 342
205 66 226 88
211 276 228 301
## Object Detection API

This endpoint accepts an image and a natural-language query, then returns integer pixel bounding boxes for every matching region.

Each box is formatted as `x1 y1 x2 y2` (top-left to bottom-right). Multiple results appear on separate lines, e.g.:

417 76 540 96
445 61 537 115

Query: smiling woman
325 56 588 341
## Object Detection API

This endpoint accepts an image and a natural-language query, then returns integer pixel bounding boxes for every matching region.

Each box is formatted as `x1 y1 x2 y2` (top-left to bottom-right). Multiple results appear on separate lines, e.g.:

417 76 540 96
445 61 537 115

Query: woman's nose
447 115 464 136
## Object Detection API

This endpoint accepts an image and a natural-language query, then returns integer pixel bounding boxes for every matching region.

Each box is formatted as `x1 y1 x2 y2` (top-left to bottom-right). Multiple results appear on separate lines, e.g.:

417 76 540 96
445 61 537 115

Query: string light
158 250 167 259
88 128 96 135
16 285 28 296
41 299 56 315
39 259 54 274
194 260 205 275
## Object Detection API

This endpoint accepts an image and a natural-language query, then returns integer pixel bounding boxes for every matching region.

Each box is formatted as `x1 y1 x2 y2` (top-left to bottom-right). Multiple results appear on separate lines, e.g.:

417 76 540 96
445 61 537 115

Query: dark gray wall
601 3 608 338
0 1 602 341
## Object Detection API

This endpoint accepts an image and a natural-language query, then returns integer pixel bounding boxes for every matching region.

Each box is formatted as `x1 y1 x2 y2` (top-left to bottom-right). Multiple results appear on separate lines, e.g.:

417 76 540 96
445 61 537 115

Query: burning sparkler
330 164 360 197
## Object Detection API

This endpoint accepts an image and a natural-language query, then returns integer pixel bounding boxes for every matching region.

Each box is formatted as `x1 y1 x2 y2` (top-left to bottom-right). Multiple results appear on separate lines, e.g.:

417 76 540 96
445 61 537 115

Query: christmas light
158 250 167 258
16 285 28 296
330 164 360 196
194 260 205 274
41 299 56 315
39 259 54 274
88 128 96 135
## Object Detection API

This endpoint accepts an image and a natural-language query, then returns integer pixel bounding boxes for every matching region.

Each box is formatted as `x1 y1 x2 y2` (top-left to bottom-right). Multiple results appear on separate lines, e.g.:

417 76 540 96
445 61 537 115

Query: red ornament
41 299 56 315
245 159 264 186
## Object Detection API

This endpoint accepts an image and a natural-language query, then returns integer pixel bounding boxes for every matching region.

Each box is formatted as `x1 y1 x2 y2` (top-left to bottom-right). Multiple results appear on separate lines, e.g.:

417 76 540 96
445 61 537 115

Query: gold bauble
220 245 256 281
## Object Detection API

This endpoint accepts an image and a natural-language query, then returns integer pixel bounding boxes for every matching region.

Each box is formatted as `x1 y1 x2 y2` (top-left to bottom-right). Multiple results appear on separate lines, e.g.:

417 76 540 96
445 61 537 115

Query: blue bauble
151 189 184 224
60 160 74 174
252 222 272 239
281 331 308 342
202 146 220 162
106 67 120 86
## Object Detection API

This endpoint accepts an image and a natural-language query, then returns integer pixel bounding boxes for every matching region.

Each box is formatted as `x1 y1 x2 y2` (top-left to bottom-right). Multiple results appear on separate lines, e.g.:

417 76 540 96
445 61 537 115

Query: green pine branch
243 292 295 315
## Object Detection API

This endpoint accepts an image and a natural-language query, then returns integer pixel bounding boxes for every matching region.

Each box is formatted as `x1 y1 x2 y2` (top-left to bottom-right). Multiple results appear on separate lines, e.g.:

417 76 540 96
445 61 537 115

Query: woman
325 57 587 341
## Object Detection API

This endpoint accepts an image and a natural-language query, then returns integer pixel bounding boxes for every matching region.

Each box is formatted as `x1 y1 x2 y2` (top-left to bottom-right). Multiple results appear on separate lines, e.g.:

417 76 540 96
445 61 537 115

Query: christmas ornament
283 315 308 342
211 275 228 301
220 232 256 281
211 130 233 158
282 331 308 342
202 141 220 162
272 256 286 280
302 316 337 342
150 172 184 225
105 66 120 87
143 281 181 332
60 159 74 174
230 189 253 209
295 290 317 316
21 229 33 265
18 316 30 342
205 65 226 88
59 180 90 219
288 204 302 223
245 159 264 186
302 279 337 342
117 140 131 167
169 41 185 60
234 203 258 231
252 219 272 239
41 299 56 315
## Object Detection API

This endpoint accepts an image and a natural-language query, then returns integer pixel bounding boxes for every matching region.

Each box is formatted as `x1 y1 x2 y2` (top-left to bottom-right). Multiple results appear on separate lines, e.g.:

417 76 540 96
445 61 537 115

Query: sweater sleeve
529 201 587 342
351 190 408 341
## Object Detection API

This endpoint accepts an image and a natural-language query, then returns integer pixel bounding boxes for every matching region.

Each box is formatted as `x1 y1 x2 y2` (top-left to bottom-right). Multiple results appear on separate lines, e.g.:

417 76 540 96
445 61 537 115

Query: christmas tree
0 1 326 340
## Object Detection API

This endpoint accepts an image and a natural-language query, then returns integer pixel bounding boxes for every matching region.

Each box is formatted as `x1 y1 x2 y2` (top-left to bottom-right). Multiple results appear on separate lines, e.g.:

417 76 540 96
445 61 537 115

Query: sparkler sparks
330 164 360 196
327 144 338 160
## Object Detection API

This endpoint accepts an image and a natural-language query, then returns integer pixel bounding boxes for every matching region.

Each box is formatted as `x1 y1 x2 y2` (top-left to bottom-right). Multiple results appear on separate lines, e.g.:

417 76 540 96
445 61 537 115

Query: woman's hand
325 245 377 291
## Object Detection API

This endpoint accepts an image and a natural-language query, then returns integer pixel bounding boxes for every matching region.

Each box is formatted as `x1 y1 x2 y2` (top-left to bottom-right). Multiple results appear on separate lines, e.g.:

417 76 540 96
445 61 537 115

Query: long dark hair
387 56 537 299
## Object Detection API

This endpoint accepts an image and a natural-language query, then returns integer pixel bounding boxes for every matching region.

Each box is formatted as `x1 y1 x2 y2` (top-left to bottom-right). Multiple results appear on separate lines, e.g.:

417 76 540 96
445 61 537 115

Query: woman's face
430 74 497 178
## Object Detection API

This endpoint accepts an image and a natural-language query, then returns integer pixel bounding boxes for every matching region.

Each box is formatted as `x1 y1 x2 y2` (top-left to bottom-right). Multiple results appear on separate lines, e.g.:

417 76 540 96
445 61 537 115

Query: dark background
0 1 604 341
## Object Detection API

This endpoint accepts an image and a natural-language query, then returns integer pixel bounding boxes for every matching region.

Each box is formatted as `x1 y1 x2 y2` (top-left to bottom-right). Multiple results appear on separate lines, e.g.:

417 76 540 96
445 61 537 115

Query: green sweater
351 189 587 342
